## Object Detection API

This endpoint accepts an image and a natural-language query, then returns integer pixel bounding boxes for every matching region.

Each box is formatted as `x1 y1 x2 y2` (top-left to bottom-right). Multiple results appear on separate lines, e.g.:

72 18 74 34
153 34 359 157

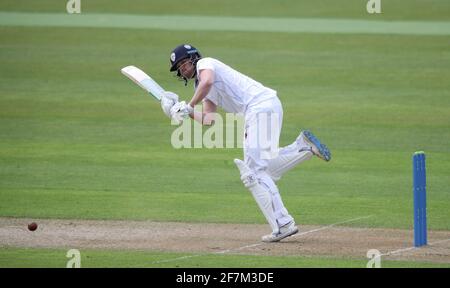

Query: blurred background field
0 0 449 267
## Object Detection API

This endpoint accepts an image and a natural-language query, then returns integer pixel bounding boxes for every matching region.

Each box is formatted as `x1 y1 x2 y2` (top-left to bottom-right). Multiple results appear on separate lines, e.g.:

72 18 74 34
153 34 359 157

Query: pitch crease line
380 238 450 258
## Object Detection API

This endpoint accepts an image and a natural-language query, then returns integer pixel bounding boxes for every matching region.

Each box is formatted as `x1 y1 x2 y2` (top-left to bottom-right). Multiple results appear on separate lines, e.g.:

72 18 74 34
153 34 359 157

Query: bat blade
121 65 164 101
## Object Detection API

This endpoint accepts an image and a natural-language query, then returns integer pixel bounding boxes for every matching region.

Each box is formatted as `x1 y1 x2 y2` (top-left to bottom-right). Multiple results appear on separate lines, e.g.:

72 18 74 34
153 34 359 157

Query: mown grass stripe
0 12 449 35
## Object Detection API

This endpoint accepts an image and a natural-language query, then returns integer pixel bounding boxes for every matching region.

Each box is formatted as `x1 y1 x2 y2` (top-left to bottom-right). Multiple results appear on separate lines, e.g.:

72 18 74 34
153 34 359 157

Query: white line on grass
151 215 373 265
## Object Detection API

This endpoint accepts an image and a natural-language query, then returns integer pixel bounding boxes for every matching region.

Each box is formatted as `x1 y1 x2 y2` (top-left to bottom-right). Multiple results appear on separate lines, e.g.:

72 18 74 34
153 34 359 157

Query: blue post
413 151 427 247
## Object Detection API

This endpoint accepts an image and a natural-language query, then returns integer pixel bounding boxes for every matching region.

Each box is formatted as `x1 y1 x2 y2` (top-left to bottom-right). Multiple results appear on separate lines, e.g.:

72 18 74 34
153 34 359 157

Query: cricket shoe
261 221 299 243
300 130 331 162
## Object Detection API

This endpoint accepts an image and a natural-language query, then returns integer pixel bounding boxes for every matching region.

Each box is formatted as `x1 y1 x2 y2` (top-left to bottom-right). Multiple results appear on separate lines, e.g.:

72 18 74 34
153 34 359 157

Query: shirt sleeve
196 58 215 73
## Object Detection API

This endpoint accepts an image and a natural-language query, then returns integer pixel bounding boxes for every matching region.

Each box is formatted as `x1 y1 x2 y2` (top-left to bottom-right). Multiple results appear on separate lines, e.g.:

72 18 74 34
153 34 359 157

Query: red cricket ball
28 222 38 231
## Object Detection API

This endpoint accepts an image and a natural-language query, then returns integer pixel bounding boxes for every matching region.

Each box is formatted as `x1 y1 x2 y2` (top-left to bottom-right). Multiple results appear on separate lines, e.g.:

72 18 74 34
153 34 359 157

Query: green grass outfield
0 1 449 267
1 247 449 268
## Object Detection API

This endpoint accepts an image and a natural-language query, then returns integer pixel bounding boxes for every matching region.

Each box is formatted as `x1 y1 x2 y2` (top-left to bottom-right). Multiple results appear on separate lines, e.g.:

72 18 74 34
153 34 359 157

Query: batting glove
170 101 194 124
160 91 179 118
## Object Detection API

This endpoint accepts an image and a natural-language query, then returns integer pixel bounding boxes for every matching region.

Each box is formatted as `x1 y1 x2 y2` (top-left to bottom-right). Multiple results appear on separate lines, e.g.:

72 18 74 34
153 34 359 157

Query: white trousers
243 97 293 227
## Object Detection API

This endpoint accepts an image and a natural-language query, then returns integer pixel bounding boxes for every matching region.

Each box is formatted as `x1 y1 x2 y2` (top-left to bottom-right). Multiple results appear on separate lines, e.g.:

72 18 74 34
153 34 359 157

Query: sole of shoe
302 130 331 162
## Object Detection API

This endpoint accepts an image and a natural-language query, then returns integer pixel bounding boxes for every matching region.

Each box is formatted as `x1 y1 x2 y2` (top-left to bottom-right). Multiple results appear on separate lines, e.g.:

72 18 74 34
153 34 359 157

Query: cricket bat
121 65 165 101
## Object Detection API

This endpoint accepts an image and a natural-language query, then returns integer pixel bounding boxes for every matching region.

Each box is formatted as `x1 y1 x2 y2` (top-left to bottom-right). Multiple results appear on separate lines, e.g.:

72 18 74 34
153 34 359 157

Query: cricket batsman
160 44 331 242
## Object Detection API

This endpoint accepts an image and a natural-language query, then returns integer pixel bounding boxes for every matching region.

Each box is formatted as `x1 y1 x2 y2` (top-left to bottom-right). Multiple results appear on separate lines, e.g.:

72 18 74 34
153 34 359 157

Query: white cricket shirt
196 57 277 113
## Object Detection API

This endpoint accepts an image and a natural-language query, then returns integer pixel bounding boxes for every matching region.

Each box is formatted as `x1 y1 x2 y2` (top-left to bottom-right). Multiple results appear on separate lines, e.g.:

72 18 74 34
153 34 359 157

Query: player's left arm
191 98 217 126
169 69 214 124
188 69 214 108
